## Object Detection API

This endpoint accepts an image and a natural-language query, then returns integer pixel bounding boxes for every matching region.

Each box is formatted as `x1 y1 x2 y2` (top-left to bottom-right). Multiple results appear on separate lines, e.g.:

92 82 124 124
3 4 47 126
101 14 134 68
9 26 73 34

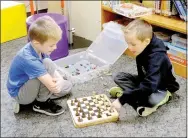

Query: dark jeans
113 72 170 110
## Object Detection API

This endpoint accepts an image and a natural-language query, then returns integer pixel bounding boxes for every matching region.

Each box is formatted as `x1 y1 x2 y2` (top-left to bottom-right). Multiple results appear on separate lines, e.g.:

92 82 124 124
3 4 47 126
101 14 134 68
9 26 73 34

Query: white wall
69 1 101 41
47 1 62 14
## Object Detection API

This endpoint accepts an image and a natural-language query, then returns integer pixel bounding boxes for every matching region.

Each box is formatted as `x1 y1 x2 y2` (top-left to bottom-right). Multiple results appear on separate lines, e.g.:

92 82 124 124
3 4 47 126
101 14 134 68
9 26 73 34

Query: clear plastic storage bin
54 22 128 84
171 34 187 50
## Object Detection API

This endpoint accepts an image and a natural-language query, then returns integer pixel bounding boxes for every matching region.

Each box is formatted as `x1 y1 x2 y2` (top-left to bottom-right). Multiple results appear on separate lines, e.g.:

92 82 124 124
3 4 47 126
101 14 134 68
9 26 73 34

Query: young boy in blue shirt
110 19 179 116
7 16 72 116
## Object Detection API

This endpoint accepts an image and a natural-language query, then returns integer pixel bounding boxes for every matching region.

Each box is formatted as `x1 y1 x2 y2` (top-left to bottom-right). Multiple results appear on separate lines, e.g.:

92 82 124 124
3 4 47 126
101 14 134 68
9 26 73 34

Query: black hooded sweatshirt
119 34 180 106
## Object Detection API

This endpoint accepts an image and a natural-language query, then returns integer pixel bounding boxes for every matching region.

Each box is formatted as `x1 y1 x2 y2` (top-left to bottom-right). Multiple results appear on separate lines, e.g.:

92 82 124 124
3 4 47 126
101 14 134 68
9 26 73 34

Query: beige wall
47 1 62 14
69 1 101 41
17 1 48 12
18 1 61 14
19 1 101 41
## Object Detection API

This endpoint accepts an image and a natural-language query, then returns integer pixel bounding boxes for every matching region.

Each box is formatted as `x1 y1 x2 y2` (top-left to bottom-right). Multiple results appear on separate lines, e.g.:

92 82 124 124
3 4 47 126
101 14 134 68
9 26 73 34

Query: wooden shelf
140 14 186 34
102 5 187 34
171 61 187 78
101 5 123 30
102 5 115 14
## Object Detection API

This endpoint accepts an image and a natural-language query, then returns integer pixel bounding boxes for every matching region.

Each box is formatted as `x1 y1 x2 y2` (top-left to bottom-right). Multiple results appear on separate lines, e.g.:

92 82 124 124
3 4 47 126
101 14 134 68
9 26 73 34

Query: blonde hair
122 19 153 41
28 16 62 44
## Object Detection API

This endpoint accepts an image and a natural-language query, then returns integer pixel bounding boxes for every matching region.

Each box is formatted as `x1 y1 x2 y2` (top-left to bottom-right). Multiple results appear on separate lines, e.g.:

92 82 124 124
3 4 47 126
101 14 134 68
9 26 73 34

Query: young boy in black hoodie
110 19 179 117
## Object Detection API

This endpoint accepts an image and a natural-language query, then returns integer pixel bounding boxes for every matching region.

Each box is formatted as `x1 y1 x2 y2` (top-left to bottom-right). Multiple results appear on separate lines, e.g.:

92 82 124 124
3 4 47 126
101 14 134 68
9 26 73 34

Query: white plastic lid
86 21 128 65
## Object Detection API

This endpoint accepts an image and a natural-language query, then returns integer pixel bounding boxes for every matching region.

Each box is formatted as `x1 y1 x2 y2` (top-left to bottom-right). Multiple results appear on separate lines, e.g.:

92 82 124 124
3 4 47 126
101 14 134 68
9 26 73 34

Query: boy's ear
144 38 151 46
32 40 40 45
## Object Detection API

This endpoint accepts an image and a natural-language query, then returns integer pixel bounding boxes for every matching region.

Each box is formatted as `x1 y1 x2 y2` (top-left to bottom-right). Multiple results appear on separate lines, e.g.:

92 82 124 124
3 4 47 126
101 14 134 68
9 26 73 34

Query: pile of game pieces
64 60 99 76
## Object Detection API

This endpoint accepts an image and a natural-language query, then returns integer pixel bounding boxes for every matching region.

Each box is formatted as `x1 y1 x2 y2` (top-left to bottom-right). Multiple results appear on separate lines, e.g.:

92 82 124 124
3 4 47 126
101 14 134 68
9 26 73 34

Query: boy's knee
60 80 72 95
43 58 53 65
62 81 72 94
60 88 72 97
43 58 57 75
43 58 57 69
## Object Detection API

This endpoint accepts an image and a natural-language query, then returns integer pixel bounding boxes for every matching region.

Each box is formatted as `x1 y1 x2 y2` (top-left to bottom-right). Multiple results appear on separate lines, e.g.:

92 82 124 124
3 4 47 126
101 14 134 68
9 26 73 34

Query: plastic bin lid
86 21 128 65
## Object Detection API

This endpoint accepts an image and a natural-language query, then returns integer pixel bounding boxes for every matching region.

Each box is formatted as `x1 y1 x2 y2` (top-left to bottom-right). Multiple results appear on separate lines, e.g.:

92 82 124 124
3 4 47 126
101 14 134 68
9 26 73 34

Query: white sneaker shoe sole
137 91 172 117
33 105 65 116
13 103 20 113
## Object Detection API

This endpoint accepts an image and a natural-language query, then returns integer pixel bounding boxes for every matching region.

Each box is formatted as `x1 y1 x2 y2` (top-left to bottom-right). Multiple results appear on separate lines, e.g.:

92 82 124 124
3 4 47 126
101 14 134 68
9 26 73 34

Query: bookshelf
101 4 187 78
101 5 186 34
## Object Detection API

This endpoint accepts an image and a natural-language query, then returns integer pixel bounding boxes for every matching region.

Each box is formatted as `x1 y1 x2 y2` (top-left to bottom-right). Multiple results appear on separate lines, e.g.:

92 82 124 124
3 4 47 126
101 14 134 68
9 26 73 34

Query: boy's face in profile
125 32 150 56
34 39 58 55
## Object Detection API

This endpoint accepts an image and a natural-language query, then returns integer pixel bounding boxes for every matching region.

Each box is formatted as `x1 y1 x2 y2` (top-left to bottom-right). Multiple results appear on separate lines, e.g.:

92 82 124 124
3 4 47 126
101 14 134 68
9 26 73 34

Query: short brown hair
122 19 153 41
28 16 62 44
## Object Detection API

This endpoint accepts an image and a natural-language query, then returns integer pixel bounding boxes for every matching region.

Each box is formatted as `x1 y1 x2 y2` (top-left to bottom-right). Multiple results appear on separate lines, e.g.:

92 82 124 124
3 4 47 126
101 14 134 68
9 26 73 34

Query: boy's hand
38 73 63 94
111 99 122 112
52 77 63 93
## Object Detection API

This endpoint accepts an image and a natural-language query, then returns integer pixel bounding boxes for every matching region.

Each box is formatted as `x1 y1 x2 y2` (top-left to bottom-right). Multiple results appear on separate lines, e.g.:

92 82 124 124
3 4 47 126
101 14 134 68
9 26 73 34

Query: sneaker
13 102 20 114
109 87 123 98
33 99 65 116
137 91 172 117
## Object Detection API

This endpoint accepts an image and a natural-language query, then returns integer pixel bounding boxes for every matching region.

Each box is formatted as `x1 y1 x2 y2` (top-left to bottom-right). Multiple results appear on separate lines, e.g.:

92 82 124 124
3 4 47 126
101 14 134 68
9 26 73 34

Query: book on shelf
165 40 187 66
142 1 155 9
161 0 172 16
102 0 121 8
171 33 187 50
171 2 178 15
181 0 187 13
172 0 187 21
155 1 162 14
164 42 187 59
167 53 187 66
